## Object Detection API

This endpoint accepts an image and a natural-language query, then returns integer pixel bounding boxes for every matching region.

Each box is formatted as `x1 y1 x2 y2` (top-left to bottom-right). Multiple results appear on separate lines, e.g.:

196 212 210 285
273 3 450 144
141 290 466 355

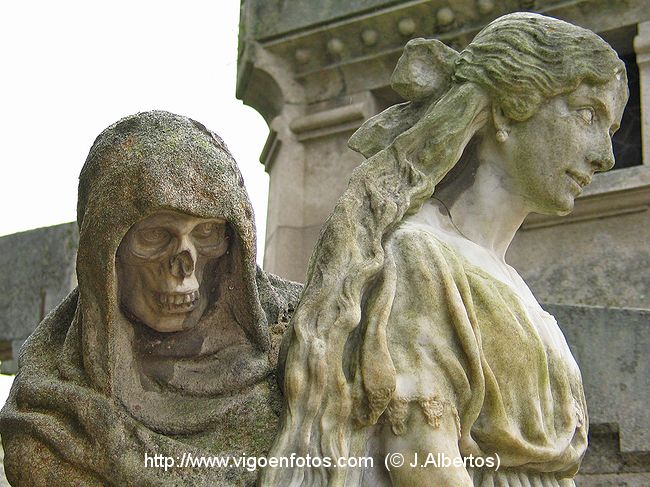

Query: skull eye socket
139 227 170 245
130 227 172 258
192 222 228 256
193 222 219 238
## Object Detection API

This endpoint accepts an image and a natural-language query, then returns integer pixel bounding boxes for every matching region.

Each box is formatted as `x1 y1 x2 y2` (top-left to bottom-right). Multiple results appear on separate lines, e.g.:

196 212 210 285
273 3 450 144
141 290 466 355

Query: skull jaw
125 293 209 333
119 259 212 333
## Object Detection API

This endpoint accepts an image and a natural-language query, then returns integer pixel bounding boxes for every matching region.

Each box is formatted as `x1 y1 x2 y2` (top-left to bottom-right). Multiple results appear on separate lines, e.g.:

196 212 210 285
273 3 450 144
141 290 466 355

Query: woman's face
116 210 229 333
496 76 627 215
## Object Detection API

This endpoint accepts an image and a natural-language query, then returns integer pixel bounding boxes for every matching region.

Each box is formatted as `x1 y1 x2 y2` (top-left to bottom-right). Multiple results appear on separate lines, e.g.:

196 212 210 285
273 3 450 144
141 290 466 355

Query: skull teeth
157 290 200 311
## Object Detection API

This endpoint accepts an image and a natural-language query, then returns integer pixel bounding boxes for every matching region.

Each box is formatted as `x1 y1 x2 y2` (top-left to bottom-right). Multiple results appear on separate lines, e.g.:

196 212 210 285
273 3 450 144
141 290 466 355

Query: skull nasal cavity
170 250 195 277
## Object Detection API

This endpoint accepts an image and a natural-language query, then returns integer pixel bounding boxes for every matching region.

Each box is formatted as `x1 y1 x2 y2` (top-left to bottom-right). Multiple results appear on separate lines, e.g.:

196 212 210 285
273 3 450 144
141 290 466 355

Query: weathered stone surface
549 304 650 487
242 0 398 41
0 222 78 336
509 205 650 309
0 111 302 486
549 305 650 458
0 222 78 372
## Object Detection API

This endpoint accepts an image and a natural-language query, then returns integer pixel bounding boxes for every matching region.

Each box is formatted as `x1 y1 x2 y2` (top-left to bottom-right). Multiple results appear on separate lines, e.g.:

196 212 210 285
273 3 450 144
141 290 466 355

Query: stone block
0 222 78 349
546 303 650 458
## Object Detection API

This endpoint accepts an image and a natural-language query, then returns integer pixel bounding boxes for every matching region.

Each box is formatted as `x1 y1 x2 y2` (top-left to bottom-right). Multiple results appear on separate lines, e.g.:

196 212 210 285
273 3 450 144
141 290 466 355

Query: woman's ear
491 104 511 143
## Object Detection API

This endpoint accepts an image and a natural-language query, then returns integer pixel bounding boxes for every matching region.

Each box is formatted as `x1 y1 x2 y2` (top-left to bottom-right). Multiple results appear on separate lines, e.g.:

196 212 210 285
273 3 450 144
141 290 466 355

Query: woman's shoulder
386 220 469 285
388 217 458 259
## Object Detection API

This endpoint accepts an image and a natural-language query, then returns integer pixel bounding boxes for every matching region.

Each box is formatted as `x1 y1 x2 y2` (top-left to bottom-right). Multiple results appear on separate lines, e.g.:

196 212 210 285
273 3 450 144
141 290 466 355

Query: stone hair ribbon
349 38 459 158
391 38 459 101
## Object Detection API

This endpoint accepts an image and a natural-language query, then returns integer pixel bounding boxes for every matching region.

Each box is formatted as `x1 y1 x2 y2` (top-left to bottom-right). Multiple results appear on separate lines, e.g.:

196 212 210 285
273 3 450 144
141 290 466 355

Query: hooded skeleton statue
0 111 302 486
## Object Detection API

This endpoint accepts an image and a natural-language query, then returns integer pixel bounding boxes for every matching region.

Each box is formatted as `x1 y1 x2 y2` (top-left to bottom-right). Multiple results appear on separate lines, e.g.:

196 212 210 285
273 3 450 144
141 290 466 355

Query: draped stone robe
367 215 587 487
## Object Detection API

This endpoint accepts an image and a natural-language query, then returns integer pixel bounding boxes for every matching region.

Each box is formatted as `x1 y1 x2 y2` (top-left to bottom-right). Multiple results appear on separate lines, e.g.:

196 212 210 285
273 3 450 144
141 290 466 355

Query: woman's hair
261 13 626 487
350 12 625 159
455 12 625 121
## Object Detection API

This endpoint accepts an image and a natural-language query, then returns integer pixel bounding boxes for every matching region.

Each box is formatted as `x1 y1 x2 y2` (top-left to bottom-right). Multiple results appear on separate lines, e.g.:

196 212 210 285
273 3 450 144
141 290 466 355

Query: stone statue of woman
0 111 301 486
261 13 628 487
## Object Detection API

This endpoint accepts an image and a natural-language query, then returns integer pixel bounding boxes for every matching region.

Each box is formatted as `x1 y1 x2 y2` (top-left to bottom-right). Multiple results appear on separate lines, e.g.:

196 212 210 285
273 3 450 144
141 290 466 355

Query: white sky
0 2 271 405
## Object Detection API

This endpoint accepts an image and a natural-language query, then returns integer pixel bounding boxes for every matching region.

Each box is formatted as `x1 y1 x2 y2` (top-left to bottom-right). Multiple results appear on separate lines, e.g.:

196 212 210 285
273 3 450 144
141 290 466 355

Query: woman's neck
437 159 530 261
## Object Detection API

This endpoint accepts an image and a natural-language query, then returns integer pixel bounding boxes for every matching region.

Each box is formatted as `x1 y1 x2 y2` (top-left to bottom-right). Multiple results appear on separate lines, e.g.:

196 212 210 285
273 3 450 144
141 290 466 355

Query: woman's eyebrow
570 93 613 121
579 95 622 133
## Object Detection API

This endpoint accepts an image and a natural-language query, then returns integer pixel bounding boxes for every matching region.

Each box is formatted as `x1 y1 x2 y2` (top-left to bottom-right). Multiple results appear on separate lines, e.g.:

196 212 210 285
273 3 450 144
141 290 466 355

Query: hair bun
391 38 459 101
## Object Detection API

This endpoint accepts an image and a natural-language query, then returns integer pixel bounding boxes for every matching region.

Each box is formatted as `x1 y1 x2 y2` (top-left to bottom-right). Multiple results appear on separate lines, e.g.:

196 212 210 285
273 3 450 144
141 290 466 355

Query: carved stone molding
239 0 650 107
289 103 367 141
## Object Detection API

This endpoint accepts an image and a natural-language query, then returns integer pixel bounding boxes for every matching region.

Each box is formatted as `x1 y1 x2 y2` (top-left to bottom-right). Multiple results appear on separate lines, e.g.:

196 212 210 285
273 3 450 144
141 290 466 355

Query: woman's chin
554 204 574 217
532 198 575 217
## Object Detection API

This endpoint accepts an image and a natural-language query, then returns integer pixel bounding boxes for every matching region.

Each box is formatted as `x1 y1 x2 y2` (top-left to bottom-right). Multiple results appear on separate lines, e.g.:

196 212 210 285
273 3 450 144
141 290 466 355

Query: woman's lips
566 169 591 188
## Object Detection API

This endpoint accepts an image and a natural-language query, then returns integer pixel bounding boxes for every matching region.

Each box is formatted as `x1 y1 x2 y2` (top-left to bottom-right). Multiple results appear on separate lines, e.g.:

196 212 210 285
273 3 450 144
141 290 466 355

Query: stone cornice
239 0 650 105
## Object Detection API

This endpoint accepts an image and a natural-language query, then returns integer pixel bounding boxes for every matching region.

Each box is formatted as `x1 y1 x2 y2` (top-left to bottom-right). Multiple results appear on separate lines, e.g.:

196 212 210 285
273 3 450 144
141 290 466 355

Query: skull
116 210 229 332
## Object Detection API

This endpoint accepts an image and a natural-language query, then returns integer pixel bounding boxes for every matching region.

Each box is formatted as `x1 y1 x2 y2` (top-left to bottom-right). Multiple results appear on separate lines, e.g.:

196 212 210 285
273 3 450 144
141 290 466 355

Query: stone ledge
260 129 282 171
289 102 367 141
243 0 650 85
575 472 650 487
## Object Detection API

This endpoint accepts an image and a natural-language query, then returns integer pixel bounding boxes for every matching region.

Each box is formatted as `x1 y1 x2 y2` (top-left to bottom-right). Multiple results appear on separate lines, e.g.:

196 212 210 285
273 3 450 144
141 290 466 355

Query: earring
496 129 508 143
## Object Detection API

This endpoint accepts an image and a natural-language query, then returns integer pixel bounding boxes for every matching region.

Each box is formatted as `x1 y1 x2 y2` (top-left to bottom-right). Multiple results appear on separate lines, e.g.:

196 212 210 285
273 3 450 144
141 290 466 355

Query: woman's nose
588 138 615 172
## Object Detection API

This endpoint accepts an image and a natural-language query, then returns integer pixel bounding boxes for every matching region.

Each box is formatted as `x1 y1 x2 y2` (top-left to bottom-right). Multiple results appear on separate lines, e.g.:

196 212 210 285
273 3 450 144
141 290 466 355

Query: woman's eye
578 107 595 125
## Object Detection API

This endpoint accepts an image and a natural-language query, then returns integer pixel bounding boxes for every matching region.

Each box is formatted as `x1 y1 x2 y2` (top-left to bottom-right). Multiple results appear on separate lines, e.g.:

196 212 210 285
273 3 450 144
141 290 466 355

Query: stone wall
0 222 78 372
548 304 650 486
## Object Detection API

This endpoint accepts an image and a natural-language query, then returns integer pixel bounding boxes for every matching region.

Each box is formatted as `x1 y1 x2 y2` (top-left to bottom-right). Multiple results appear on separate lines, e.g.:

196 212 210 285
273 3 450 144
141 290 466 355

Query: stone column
635 21 650 165
262 98 375 283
